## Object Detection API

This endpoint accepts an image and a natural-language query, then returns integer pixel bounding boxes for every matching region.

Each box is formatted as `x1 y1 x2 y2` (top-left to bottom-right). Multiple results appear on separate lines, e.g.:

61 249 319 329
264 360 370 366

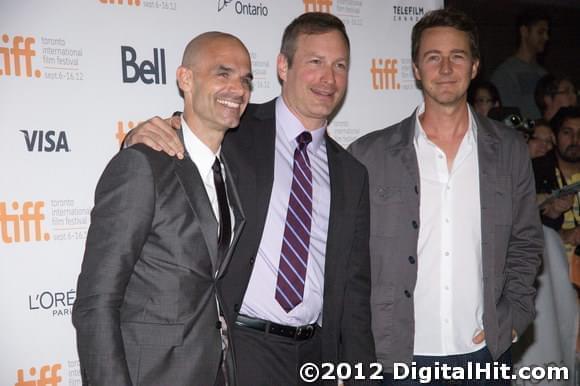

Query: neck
515 45 536 64
420 100 470 138
183 110 224 154
281 94 327 132
557 156 580 179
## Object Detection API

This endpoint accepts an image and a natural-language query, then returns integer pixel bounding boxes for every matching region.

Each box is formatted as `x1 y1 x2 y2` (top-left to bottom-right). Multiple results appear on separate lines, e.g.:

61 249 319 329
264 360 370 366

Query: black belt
235 314 317 341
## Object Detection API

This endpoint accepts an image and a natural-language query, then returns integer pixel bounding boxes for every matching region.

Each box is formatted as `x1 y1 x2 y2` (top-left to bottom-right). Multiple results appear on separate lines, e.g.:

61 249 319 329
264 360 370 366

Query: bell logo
20 130 70 152
0 34 41 78
304 0 332 13
370 58 400 90
0 201 50 244
14 363 62 386
99 0 141 5
116 120 137 146
121 46 166 84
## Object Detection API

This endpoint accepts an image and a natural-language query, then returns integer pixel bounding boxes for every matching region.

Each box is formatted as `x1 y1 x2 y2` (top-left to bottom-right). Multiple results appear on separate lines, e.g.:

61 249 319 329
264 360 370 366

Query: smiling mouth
217 99 241 108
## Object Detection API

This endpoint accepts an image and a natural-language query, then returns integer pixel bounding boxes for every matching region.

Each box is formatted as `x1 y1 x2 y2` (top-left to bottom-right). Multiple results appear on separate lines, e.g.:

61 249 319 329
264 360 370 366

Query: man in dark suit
349 9 543 385
127 12 376 385
72 32 252 385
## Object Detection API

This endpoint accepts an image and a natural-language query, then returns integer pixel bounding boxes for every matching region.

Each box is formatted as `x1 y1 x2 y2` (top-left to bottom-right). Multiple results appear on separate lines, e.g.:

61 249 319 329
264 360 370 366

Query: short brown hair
411 8 480 64
280 12 350 67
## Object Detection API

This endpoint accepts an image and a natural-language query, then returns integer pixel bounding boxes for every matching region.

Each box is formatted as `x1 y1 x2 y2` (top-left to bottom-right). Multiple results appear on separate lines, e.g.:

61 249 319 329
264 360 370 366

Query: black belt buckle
295 324 315 340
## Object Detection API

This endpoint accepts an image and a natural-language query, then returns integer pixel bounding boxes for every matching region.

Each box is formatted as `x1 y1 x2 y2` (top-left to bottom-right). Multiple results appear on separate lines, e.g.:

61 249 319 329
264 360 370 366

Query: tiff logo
15 363 62 386
370 58 399 90
0 34 41 78
116 120 137 147
20 130 70 152
0 201 50 244
100 0 141 5
121 46 166 84
304 0 332 13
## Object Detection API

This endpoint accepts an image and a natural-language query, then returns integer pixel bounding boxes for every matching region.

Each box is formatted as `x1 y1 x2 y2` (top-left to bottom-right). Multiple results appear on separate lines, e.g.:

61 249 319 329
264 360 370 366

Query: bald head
181 31 248 69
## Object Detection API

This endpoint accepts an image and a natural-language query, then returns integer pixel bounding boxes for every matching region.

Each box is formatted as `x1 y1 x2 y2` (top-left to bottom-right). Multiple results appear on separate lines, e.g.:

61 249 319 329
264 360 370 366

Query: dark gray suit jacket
348 109 543 372
72 141 245 385
218 99 377 379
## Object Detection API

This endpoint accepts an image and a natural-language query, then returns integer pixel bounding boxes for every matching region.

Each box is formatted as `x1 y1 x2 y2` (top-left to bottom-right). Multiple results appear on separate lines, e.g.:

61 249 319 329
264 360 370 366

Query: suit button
216 321 222 329
412 220 418 229
249 257 255 265
408 256 415 264
404 290 411 298
234 304 240 312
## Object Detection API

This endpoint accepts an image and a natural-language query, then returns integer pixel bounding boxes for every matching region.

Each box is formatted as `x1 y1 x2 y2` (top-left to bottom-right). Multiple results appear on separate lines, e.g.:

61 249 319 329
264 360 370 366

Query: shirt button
408 256 416 264
438 155 443 159
404 290 411 298
444 252 450 256
444 285 449 290
412 220 418 229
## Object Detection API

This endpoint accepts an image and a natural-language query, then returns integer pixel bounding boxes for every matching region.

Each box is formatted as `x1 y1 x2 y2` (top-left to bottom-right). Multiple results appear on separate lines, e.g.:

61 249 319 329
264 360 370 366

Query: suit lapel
322 137 344 317
475 114 500 280
174 128 220 272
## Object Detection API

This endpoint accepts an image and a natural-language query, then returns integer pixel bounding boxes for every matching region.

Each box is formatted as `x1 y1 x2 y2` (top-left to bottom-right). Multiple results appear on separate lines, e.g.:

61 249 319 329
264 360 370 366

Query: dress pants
232 323 322 386
381 347 512 386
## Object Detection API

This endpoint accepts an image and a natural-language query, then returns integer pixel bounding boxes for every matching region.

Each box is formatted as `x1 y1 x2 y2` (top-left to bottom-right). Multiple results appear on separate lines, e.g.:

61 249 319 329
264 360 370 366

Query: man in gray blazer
349 8 543 385
72 32 253 385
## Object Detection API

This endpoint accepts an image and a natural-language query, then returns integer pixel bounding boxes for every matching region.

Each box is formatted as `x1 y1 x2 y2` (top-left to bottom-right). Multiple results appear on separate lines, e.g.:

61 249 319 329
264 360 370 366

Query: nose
321 64 336 85
439 57 452 75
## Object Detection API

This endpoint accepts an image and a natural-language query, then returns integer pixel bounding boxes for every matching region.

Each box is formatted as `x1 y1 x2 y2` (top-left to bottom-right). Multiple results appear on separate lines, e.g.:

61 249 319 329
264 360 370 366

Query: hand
125 115 184 159
541 194 574 219
472 329 517 344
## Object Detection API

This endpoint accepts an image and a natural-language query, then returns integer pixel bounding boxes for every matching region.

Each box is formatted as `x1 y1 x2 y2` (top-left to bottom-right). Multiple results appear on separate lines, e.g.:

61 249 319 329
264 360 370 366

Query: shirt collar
181 116 221 179
413 102 478 146
275 97 326 153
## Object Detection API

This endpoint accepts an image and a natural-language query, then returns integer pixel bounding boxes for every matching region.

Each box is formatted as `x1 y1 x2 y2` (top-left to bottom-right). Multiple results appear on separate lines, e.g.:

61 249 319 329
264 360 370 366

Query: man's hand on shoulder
125 115 184 159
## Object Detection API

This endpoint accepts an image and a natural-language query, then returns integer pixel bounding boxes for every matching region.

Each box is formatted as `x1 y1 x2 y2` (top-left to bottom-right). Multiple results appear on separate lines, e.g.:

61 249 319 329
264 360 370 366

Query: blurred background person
468 80 502 116
528 118 555 159
491 8 550 120
535 73 578 121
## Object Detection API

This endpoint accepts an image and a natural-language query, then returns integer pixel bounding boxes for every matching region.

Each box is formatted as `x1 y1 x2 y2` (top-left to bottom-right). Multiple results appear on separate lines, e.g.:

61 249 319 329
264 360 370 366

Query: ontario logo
304 0 332 13
218 0 268 16
0 34 41 78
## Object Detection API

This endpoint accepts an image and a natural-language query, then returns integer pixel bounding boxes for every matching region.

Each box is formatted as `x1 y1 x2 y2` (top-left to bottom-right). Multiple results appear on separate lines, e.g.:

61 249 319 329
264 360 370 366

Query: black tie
212 157 231 261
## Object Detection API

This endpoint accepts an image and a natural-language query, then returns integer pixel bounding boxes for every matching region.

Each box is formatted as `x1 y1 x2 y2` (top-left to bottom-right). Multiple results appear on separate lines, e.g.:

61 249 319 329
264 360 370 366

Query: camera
488 107 535 138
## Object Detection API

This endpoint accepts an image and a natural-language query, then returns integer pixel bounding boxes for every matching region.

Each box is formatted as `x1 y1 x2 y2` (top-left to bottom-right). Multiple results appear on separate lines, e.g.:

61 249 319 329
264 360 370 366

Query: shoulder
348 115 412 159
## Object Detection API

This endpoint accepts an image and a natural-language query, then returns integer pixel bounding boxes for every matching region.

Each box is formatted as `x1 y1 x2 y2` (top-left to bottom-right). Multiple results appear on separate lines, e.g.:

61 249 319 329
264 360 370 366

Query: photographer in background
533 107 580 250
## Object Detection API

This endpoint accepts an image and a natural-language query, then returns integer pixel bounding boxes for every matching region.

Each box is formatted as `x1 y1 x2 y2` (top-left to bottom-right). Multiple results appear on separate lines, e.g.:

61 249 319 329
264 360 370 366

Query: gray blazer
72 140 245 385
348 109 543 372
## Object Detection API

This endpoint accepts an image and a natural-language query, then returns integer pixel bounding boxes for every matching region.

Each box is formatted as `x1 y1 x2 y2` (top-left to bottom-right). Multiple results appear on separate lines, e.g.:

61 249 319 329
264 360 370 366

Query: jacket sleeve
498 137 543 338
72 148 155 386
340 168 379 385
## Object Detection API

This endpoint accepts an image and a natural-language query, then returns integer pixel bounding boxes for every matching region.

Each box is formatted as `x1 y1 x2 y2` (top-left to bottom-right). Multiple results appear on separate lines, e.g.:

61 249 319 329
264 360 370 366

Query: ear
412 62 421 81
470 59 480 80
176 66 193 93
277 53 289 83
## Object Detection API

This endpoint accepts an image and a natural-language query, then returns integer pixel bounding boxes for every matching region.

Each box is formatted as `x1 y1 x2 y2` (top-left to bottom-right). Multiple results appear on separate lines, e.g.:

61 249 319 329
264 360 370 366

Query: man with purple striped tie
127 12 377 385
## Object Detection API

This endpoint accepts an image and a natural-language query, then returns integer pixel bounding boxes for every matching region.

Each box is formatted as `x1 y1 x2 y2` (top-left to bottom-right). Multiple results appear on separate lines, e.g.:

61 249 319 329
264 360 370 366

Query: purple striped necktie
275 131 313 312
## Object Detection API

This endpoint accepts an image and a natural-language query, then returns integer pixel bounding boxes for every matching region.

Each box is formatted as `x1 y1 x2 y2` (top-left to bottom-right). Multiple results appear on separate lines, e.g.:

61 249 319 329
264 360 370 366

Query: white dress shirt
240 97 331 326
181 117 233 241
413 104 485 355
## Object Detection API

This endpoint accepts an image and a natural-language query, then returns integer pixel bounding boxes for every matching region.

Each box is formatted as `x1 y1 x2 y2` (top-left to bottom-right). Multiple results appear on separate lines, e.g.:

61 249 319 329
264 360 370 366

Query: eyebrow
217 65 254 81
422 49 468 57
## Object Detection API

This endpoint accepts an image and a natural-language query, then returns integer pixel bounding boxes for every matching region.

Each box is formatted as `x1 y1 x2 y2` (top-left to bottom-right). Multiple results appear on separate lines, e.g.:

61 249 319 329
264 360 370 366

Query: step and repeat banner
0 0 483 384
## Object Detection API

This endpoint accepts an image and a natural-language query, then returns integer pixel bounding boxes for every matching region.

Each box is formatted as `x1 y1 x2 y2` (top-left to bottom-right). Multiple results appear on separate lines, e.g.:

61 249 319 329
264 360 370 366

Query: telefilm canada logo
392 3 426 22
218 0 269 16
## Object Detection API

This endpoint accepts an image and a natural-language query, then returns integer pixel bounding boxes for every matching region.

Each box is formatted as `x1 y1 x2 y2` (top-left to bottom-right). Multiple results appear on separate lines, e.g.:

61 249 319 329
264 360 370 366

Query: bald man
72 32 253 386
